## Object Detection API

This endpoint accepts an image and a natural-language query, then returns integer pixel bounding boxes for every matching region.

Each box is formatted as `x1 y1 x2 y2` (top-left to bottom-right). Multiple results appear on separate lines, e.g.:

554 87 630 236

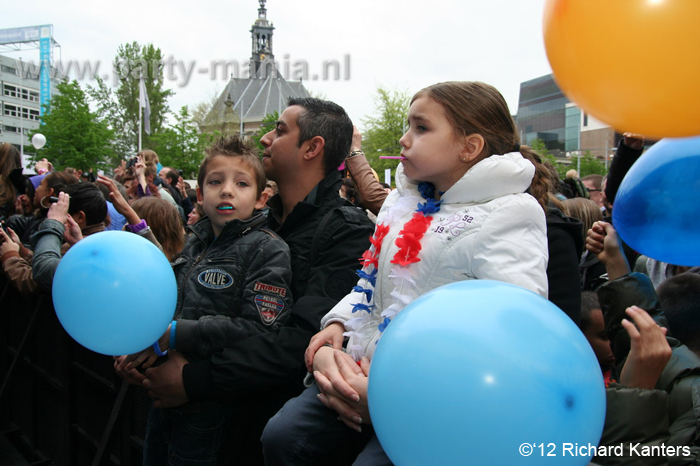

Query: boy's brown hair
197 136 266 197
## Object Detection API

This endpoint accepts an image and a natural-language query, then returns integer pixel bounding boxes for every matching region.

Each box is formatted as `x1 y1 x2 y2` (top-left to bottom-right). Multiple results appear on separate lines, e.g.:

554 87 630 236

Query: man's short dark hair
658 273 700 352
165 169 180 187
287 97 353 176
64 182 107 226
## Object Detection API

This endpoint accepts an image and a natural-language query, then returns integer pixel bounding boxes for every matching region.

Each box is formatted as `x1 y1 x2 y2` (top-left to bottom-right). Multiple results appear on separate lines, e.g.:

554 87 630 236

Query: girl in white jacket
262 81 551 465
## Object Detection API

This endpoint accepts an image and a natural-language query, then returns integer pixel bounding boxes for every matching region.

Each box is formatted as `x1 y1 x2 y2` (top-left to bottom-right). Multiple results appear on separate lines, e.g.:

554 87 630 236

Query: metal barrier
0 275 150 466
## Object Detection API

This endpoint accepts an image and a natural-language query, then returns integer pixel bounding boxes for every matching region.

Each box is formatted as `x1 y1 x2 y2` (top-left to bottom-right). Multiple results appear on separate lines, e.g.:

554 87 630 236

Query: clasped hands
306 322 371 432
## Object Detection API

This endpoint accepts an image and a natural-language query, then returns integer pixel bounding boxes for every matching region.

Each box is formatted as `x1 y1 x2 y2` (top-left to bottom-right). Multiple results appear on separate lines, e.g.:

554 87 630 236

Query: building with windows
0 54 62 169
516 73 624 161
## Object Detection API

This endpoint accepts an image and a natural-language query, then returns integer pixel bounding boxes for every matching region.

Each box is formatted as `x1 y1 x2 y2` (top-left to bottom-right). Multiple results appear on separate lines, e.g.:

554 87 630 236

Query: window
3 83 17 98
4 104 17 118
1 65 18 75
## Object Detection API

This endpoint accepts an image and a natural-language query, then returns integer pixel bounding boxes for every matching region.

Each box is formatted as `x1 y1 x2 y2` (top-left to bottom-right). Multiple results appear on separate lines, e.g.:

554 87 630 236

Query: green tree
360 86 411 182
150 106 209 179
531 138 573 180
85 76 132 163
29 80 114 171
578 151 607 177
113 42 174 151
251 111 279 152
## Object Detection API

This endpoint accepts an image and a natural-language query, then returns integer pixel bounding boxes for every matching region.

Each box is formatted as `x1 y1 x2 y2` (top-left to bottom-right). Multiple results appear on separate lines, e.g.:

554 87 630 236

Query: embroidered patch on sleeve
255 294 285 325
253 282 288 297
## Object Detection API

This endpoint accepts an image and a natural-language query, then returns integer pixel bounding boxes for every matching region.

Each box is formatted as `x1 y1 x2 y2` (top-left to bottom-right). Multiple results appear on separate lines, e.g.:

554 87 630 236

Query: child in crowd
5 171 79 247
186 202 205 226
110 136 294 466
579 291 615 384
262 81 550 464
1 182 107 294
130 197 185 262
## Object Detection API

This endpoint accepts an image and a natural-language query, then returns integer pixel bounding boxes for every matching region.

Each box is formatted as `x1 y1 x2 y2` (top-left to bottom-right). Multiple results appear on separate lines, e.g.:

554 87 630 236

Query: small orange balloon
543 0 700 139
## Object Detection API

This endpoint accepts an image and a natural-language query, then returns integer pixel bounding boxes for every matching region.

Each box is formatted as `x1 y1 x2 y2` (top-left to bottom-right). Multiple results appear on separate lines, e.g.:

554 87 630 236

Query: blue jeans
261 384 392 466
143 402 236 466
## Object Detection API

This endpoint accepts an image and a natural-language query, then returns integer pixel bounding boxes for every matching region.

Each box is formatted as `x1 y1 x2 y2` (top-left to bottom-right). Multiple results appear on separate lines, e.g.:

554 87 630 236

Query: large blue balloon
613 135 700 266
368 280 605 466
52 231 176 356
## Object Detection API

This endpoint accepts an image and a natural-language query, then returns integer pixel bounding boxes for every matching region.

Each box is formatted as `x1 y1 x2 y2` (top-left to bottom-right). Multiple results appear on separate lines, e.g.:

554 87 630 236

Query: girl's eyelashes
416 125 428 133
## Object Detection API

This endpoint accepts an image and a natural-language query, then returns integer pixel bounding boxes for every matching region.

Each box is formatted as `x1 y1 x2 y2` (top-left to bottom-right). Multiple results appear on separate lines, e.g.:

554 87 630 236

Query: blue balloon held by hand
52 231 176 356
368 280 605 466
614 135 700 266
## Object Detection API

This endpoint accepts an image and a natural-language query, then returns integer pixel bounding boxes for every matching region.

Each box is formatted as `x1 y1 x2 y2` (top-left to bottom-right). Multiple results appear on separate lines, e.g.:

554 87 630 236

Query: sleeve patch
253 281 287 297
255 294 285 325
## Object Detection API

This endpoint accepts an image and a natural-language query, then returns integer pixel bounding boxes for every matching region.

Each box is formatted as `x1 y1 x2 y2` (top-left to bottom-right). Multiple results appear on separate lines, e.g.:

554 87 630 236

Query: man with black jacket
132 97 374 464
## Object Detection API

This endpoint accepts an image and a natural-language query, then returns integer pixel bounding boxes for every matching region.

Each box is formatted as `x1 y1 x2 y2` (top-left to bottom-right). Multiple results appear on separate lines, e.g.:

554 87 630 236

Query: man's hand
586 221 630 280
619 306 672 390
143 351 189 409
623 132 645 150
350 126 363 153
305 322 345 372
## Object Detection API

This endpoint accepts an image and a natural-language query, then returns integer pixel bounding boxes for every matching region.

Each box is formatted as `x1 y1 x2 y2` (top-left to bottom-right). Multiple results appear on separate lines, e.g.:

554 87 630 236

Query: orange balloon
543 0 700 139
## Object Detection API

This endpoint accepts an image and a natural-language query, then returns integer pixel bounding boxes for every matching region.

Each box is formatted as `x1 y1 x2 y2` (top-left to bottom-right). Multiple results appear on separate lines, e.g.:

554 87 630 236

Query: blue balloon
368 280 605 466
613 135 700 266
52 231 177 356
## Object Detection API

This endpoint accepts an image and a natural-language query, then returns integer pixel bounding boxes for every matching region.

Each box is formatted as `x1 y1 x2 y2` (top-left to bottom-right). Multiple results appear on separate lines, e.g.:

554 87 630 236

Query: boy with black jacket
114 136 294 465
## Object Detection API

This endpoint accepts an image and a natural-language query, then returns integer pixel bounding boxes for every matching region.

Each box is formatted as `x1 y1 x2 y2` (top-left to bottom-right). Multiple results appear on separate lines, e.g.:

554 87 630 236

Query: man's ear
255 190 270 210
302 135 325 162
196 186 204 203
72 211 87 227
461 134 486 164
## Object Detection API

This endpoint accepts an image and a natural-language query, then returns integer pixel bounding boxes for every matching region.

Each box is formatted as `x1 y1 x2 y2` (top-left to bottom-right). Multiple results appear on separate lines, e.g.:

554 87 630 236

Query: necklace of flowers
343 182 442 360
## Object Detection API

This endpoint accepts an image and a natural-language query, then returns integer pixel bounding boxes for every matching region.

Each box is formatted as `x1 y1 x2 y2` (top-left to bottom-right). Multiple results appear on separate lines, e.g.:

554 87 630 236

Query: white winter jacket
321 152 549 360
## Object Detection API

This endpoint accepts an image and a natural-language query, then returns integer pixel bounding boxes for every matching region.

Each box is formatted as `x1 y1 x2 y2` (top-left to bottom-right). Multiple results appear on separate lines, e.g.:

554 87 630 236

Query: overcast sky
2 0 554 128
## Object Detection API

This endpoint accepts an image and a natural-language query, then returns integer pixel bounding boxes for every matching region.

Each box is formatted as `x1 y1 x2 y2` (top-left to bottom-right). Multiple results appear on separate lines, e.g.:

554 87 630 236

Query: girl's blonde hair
412 82 553 212
131 197 185 262
562 197 603 243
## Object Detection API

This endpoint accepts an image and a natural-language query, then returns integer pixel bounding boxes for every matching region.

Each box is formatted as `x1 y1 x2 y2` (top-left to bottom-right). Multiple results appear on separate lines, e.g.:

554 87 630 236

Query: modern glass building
515 74 569 154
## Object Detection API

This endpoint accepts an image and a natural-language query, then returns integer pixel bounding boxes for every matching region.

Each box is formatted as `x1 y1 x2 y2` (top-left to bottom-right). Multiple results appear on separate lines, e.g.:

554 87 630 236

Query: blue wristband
170 321 177 352
153 341 168 357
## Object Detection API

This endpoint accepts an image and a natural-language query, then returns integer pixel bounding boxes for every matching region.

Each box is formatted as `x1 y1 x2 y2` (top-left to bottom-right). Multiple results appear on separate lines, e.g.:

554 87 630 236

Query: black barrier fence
0 275 150 466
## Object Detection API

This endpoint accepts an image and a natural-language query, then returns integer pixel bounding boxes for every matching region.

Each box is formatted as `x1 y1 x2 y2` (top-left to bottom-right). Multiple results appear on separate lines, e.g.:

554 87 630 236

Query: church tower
250 0 274 75
201 0 309 137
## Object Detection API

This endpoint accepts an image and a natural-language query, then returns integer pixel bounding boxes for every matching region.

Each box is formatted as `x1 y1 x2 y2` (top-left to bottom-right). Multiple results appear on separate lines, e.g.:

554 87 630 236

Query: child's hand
305 322 345 372
619 306 671 390
47 192 70 224
14 194 31 215
315 353 371 432
63 215 83 246
0 227 20 256
113 355 146 386
97 175 140 224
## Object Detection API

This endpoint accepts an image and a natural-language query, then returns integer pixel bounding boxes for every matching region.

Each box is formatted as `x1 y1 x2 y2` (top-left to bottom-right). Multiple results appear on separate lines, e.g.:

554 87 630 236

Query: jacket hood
395 152 535 204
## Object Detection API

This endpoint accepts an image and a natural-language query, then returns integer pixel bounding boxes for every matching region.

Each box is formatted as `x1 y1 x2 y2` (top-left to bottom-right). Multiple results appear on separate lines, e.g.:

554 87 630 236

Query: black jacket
182 171 374 400
173 212 293 361
546 205 584 323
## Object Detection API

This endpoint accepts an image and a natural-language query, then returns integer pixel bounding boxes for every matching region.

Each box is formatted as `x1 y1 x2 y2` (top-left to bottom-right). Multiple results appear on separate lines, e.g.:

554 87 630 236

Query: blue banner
39 34 50 116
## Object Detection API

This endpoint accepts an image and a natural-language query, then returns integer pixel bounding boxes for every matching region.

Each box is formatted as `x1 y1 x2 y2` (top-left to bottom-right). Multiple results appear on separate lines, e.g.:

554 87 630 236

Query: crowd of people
1 81 699 466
